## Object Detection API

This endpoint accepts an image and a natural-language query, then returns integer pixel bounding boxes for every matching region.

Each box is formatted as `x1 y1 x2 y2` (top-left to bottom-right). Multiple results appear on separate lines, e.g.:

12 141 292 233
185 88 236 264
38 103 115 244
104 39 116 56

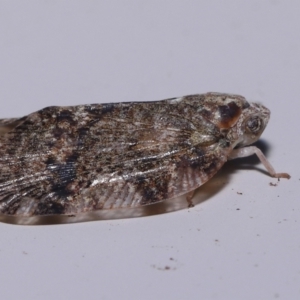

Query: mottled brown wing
0 101 231 216
72 141 230 213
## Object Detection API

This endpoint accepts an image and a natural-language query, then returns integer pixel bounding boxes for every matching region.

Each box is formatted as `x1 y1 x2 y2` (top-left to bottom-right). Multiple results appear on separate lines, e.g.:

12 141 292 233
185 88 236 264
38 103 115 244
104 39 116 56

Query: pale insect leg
228 146 291 179
186 190 196 208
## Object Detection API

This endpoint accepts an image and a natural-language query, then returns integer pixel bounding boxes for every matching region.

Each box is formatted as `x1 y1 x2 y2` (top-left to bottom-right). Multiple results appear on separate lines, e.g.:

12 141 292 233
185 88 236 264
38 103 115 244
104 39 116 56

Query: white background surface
0 1 299 299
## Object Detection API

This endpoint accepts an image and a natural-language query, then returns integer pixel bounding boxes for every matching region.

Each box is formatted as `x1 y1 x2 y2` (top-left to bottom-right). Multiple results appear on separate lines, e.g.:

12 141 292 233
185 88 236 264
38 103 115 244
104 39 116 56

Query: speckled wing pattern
0 93 250 216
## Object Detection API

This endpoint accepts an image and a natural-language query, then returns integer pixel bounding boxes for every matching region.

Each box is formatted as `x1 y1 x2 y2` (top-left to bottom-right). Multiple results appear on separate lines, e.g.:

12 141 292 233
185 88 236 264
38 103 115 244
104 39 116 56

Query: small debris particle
151 264 175 271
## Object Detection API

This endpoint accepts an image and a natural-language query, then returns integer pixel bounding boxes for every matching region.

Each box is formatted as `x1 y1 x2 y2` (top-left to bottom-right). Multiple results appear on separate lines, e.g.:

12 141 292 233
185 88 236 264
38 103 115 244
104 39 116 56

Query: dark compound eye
246 116 262 133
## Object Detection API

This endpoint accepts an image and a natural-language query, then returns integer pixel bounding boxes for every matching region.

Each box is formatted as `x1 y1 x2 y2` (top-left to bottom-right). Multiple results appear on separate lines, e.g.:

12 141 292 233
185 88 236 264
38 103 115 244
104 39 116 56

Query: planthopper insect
0 93 290 219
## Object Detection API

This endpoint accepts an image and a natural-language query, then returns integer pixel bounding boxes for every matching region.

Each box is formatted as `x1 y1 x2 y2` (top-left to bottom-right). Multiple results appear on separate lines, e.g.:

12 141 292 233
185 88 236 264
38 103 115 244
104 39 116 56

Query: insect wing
0 101 230 216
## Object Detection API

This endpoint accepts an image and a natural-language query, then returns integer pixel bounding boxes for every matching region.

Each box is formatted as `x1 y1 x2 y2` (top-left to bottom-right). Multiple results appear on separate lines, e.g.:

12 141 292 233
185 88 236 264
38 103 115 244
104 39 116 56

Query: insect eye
246 116 262 133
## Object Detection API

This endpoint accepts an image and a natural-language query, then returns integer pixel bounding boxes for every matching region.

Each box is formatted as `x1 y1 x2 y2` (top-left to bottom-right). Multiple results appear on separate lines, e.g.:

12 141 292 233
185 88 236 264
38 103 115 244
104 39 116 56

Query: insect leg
186 190 196 207
228 146 291 179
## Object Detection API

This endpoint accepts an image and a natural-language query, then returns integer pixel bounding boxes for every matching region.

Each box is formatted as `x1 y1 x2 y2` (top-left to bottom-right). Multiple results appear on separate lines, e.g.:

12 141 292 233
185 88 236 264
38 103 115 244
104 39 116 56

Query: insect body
0 93 290 217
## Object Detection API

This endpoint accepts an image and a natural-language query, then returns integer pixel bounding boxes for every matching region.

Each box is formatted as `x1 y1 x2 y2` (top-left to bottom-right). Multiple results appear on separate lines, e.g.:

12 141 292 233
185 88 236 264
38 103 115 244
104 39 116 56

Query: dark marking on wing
36 201 66 215
218 102 242 128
